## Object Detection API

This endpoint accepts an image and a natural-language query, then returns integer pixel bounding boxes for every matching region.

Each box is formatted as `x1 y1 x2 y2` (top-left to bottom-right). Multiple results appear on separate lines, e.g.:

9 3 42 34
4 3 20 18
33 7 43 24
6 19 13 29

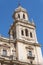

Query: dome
15 6 27 13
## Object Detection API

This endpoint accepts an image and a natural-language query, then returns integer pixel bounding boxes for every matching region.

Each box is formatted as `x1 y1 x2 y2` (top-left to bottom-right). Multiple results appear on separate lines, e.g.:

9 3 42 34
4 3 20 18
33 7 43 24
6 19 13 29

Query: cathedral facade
0 6 42 65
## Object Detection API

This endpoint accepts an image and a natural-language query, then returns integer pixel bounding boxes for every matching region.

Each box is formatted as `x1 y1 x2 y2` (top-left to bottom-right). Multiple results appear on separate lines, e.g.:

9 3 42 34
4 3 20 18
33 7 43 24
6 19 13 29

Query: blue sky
0 0 43 55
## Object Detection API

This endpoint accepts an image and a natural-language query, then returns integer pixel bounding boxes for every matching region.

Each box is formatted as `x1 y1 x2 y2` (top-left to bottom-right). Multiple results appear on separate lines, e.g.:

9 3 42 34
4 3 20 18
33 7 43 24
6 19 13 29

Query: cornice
10 20 36 30
15 39 41 47
0 36 41 47
16 20 36 27
0 58 31 65
0 57 41 65
0 37 8 42
0 36 14 43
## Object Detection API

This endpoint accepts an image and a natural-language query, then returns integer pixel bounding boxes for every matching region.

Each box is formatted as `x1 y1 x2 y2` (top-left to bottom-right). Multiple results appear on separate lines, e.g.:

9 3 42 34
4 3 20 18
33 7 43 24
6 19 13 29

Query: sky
0 0 43 55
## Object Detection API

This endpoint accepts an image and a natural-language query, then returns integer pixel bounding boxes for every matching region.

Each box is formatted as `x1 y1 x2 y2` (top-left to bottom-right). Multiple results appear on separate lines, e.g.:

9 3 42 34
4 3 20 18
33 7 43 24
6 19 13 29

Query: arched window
23 14 25 19
21 30 24 36
18 14 20 18
30 32 32 38
25 29 28 36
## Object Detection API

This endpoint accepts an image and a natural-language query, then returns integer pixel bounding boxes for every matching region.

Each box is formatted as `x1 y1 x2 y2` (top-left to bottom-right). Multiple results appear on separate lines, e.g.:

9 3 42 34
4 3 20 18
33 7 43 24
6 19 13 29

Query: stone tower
8 6 42 65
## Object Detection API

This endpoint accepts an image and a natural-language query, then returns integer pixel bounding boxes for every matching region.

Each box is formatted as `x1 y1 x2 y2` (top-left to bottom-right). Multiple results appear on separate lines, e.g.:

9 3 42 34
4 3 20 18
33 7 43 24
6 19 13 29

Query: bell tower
8 5 42 65
9 5 38 43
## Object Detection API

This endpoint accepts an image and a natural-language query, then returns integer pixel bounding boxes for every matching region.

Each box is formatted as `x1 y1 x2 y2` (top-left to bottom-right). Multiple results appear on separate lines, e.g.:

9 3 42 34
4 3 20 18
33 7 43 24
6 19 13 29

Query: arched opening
21 30 24 36
25 29 28 36
18 14 20 18
23 14 25 19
